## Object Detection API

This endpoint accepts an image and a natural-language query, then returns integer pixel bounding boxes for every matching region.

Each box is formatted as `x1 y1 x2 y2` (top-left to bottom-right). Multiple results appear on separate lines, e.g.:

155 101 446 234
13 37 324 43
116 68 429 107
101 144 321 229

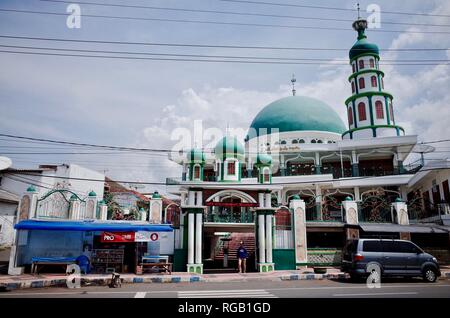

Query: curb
1 271 449 291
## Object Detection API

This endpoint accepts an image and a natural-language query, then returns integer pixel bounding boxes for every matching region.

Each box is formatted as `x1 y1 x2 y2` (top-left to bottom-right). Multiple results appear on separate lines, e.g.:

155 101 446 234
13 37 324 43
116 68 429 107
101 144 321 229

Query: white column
195 212 203 264
265 193 271 208
354 187 361 201
265 213 273 263
258 193 265 208
99 203 108 220
181 192 187 206
258 213 266 263
196 191 203 207
187 212 195 264
188 191 195 206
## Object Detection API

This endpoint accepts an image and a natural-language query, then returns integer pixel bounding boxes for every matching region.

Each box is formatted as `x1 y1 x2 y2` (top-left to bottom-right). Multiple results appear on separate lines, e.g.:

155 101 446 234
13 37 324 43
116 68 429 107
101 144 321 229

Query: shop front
11 219 174 274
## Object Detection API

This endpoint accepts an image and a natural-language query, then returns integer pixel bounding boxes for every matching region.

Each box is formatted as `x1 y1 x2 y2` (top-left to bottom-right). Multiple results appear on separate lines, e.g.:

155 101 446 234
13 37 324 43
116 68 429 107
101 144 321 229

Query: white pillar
258 213 266 263
181 192 187 206
265 193 271 208
188 191 195 206
258 193 265 208
188 212 195 264
392 200 409 225
196 191 203 207
265 213 273 263
354 187 361 201
195 212 203 264
99 203 108 220
290 198 308 267
342 199 359 224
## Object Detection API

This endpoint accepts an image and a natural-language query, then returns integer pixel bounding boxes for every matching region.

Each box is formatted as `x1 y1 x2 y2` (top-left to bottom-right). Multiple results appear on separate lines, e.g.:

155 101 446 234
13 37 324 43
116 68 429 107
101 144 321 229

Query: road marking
266 283 450 292
333 292 418 297
178 289 277 298
134 292 146 298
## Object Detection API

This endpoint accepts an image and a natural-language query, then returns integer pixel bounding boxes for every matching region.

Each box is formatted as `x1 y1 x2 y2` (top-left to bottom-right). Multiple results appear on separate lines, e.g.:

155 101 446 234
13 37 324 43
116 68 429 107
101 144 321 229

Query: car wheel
423 267 438 283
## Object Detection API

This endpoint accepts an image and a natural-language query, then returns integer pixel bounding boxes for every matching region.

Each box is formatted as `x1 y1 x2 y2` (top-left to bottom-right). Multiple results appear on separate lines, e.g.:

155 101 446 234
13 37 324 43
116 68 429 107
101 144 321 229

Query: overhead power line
5 167 450 186
1 8 450 34
38 0 450 28
219 0 450 18
1 49 448 66
0 133 449 156
0 35 447 52
0 44 448 63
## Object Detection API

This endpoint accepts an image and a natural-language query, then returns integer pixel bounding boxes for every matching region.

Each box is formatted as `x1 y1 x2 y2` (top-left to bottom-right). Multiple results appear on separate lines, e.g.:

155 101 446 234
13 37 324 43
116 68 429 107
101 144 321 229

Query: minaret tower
342 15 405 140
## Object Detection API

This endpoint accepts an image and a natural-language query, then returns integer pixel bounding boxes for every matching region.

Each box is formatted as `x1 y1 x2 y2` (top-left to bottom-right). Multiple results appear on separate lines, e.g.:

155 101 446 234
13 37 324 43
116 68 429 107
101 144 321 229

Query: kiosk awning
359 223 447 234
15 219 173 232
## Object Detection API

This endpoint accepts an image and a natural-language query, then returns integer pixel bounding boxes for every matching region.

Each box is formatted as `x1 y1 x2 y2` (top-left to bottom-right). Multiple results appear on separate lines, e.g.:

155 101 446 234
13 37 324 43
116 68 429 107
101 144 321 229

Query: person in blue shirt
237 241 248 273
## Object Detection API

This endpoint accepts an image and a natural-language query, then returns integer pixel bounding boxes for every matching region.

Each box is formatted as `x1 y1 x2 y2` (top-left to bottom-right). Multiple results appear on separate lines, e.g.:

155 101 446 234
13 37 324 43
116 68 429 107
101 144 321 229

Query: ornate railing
204 211 255 223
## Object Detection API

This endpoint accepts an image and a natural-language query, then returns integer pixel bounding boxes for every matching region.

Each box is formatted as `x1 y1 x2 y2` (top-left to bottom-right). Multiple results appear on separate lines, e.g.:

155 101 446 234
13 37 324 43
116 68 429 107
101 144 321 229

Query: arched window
299 139 305 144
317 140 323 144
375 101 384 119
381 78 385 89
311 139 317 144
359 60 365 69
358 77 365 89
292 139 298 144
351 81 355 93
348 107 353 125
227 161 236 175
358 102 367 121
352 63 356 73
370 59 375 68
280 140 287 145
371 76 378 87
194 165 201 179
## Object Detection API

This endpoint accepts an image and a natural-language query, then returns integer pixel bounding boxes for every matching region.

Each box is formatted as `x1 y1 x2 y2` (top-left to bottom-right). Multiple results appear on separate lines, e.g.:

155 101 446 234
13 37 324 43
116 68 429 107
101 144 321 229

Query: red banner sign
100 232 135 243
205 202 259 208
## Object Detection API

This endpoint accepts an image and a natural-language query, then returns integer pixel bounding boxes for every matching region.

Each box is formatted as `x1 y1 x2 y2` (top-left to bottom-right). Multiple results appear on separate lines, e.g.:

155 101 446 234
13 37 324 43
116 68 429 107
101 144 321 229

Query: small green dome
291 195 300 200
70 194 78 201
214 136 245 160
26 185 36 192
187 148 205 163
345 196 353 201
152 191 161 199
88 190 97 197
247 96 346 139
349 37 379 60
256 153 272 165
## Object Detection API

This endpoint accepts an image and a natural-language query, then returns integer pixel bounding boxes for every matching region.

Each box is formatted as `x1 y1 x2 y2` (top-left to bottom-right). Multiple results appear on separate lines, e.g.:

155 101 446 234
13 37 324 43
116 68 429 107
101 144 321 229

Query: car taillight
354 254 364 262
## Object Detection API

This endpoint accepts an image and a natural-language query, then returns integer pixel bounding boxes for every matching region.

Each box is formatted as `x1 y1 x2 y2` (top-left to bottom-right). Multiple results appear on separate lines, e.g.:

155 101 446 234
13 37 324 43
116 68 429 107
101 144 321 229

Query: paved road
1 278 450 298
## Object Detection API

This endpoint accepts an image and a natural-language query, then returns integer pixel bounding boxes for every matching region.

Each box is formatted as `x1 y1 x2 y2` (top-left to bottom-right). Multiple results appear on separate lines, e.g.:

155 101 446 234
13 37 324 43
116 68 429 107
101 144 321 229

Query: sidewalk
1 267 450 291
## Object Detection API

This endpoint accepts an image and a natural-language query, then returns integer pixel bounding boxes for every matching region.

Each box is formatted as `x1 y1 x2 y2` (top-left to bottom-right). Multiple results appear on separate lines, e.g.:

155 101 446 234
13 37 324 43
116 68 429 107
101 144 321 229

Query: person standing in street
237 241 248 273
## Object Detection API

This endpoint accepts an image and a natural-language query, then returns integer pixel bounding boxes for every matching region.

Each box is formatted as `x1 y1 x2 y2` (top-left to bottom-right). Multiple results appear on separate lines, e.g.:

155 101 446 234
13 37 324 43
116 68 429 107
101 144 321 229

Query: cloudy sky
0 0 449 194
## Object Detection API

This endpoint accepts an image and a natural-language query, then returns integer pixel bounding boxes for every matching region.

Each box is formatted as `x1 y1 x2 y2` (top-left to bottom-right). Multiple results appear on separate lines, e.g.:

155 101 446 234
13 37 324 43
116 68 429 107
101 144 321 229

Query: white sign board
135 231 174 255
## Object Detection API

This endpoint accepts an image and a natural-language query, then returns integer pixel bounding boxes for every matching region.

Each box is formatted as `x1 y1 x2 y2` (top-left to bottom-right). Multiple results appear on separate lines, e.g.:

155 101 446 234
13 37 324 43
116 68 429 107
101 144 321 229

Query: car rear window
363 241 382 252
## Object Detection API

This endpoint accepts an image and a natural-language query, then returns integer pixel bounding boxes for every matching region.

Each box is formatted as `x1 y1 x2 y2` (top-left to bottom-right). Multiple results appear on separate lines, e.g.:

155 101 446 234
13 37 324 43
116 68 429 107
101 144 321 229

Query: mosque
166 18 450 273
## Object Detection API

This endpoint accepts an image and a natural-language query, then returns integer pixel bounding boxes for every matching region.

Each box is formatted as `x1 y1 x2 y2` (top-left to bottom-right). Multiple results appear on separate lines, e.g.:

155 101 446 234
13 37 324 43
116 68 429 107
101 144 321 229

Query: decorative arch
205 189 257 204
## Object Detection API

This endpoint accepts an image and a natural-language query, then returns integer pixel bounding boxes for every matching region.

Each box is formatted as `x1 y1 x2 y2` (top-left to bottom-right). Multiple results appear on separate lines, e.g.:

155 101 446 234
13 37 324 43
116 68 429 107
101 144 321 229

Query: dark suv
341 239 441 282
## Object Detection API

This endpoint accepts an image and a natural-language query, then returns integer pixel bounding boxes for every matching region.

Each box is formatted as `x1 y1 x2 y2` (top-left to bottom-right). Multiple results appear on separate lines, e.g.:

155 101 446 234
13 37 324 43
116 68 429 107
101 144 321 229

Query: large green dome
247 96 346 139
349 37 379 60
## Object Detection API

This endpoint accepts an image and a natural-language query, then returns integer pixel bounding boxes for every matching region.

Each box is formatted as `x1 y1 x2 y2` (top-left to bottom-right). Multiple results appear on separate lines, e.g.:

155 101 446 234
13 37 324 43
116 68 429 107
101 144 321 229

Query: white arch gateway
205 189 257 204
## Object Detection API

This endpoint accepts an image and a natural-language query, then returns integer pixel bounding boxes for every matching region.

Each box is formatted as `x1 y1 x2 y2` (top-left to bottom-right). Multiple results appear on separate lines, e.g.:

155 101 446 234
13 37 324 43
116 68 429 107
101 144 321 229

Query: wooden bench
140 262 173 275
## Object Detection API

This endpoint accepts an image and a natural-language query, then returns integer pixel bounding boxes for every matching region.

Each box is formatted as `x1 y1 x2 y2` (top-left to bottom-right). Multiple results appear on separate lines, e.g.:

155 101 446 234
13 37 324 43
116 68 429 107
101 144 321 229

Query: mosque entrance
202 226 256 274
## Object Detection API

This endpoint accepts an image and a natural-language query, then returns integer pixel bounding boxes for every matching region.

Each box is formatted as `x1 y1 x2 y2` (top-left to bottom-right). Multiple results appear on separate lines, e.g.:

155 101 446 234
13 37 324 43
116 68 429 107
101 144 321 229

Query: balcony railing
204 211 255 223
357 203 393 223
305 203 344 222
409 203 450 222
